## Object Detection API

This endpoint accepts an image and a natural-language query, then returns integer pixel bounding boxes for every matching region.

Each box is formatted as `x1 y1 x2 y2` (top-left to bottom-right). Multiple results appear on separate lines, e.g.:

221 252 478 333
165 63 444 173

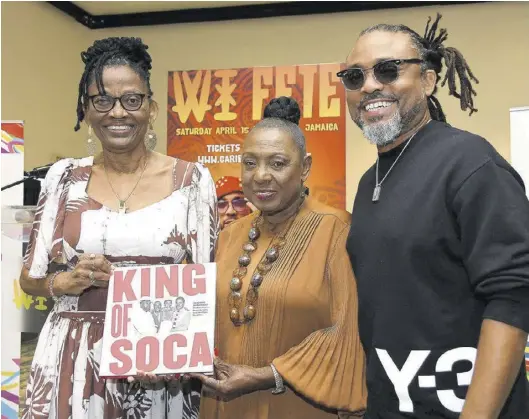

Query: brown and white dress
21 156 219 419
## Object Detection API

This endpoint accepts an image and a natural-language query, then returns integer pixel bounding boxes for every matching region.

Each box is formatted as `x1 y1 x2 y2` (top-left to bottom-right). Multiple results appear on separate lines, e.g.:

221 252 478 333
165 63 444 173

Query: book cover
99 263 216 378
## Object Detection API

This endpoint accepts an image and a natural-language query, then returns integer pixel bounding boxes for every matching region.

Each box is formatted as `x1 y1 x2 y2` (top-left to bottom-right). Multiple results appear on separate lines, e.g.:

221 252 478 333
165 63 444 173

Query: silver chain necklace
372 120 431 203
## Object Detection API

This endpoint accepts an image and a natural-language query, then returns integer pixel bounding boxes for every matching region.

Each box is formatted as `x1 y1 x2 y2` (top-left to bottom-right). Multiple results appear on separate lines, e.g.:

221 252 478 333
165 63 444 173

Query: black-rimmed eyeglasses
337 59 423 91
89 93 149 113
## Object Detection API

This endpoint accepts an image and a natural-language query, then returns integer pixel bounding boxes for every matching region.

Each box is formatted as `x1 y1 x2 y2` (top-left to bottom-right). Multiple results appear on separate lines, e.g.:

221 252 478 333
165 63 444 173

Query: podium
1 204 37 242
2 205 54 414
1 205 53 328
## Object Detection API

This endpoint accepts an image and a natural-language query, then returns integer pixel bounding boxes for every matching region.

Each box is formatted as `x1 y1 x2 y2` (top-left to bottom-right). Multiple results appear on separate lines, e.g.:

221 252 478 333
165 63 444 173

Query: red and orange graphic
168 64 346 226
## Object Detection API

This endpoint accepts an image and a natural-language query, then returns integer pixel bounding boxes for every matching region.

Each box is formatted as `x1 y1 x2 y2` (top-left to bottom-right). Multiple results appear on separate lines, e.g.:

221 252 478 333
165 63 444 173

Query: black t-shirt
347 120 529 418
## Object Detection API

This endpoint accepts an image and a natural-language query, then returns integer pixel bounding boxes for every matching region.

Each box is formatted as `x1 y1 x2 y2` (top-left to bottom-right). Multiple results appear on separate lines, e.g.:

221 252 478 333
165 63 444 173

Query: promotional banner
1 121 53 416
168 64 346 230
1 121 25 419
509 106 529 379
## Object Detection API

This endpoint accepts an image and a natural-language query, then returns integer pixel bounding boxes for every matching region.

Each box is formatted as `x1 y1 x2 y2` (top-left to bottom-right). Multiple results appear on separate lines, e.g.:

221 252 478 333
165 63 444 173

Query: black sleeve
452 158 529 333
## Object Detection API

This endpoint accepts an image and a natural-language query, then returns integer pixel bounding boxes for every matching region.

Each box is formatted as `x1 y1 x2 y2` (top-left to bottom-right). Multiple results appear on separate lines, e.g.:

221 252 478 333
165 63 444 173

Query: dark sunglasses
89 93 149 113
337 59 423 91
218 198 248 214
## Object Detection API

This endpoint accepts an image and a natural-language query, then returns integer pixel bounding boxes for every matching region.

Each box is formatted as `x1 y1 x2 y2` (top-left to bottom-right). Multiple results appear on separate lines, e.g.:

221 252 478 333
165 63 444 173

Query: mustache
358 93 398 110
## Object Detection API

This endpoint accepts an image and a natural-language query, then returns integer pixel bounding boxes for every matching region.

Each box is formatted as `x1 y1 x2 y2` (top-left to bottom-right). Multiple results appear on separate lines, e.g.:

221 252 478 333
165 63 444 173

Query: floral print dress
21 156 219 419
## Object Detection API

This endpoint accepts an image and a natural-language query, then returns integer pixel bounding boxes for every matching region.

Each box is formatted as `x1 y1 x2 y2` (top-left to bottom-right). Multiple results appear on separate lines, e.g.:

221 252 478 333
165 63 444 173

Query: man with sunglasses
343 14 529 419
215 175 253 229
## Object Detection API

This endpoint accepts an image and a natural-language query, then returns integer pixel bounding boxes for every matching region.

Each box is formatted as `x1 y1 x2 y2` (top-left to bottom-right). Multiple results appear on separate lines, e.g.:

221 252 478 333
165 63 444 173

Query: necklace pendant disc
118 201 127 214
372 185 381 202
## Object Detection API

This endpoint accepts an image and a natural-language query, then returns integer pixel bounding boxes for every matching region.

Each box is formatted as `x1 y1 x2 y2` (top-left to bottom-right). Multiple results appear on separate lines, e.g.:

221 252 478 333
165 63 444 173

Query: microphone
1 163 53 191
24 163 54 178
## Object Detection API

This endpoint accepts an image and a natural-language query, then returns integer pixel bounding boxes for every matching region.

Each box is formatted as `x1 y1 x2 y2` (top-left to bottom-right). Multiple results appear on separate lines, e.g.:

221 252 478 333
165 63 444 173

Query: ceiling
73 1 276 15
51 1 484 29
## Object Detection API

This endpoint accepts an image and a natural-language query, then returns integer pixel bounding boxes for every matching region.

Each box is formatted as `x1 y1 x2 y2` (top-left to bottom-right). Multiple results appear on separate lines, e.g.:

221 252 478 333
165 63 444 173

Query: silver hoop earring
145 123 157 151
86 126 97 156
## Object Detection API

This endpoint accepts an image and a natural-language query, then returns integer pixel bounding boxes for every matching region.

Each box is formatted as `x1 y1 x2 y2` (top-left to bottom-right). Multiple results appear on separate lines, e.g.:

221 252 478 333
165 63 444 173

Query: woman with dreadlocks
341 13 529 418
19 37 219 419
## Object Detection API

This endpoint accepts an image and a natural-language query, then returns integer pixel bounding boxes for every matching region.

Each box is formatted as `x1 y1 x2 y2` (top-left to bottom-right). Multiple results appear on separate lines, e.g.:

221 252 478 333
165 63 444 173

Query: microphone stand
1 175 39 191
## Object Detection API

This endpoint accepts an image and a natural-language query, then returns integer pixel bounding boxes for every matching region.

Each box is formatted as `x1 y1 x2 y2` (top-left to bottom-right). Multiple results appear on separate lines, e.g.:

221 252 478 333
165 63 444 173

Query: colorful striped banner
1 359 20 419
525 338 529 381
1 121 24 154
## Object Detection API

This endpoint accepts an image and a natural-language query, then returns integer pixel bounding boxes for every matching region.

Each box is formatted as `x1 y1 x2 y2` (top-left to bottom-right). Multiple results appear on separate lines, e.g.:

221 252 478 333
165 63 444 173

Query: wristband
270 363 285 395
48 271 61 302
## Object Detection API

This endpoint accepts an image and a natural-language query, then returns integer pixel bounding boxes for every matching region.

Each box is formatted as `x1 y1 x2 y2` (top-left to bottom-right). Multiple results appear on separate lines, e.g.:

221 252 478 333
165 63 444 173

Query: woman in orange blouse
193 97 367 418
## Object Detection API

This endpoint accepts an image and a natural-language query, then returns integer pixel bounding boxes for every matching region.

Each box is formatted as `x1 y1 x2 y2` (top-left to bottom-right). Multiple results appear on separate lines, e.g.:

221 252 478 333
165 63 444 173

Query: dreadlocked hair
74 37 153 131
360 13 479 123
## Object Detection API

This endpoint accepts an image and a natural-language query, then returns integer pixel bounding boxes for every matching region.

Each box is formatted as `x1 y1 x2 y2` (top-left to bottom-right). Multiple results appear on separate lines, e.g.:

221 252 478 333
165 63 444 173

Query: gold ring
89 271 95 285
89 253 96 260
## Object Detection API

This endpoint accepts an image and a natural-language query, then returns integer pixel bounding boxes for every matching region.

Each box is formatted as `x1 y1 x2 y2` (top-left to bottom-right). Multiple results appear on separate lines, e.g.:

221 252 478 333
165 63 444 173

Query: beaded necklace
228 197 304 326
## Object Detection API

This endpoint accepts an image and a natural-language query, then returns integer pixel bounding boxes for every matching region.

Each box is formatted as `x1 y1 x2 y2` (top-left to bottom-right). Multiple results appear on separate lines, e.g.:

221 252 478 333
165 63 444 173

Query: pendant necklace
372 120 431 203
104 155 149 214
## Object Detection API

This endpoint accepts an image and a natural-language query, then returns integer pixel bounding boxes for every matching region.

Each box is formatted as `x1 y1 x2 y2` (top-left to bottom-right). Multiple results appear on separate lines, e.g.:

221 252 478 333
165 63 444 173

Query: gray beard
361 111 403 147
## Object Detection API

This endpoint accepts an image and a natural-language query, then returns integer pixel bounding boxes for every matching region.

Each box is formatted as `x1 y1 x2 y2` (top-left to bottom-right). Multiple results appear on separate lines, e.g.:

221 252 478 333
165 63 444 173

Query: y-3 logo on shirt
377 347 477 413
